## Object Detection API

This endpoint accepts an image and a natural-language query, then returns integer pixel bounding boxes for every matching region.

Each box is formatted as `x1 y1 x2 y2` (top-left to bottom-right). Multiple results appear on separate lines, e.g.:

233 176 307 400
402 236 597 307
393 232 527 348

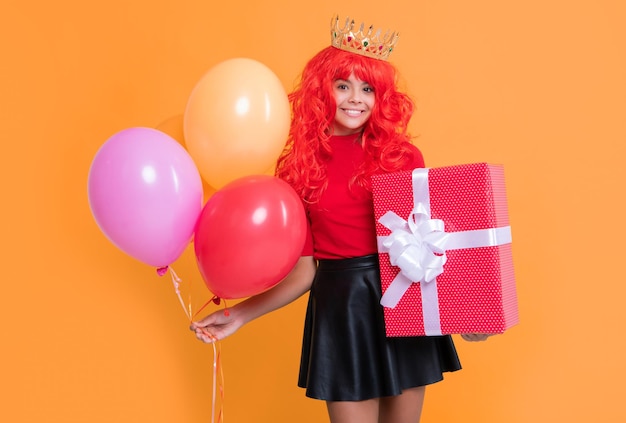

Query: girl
192 16 489 423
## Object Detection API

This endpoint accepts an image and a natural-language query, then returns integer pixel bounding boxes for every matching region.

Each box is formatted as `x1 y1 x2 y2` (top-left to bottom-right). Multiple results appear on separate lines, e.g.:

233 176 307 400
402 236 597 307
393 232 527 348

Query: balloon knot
156 266 169 276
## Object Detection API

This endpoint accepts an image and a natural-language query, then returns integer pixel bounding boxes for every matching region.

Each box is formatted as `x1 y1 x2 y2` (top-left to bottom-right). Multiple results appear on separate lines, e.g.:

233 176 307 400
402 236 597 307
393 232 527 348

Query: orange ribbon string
195 298 227 423
209 333 225 423
193 296 229 320
157 266 191 320
157 266 226 422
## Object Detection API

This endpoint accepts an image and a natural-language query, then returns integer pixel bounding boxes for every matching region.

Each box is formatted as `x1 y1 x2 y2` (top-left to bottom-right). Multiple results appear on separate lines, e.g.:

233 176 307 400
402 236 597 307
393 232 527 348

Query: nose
348 92 362 104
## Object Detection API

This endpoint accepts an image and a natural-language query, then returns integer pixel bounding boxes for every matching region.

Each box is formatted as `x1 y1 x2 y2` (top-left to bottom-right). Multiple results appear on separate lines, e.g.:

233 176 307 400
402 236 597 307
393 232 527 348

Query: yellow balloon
184 58 290 188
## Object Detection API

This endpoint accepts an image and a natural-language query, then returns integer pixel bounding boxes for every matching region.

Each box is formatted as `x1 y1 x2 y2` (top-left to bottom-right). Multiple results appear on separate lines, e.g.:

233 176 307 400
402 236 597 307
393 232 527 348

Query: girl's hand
460 333 492 342
189 257 317 344
190 308 242 343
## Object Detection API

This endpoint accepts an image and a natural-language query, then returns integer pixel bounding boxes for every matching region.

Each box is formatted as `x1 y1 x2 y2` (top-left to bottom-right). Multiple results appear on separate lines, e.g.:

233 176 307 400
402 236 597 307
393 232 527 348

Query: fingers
191 326 218 343
188 320 217 343
189 311 222 334
191 314 215 328
189 309 236 343
461 333 491 342
192 309 231 328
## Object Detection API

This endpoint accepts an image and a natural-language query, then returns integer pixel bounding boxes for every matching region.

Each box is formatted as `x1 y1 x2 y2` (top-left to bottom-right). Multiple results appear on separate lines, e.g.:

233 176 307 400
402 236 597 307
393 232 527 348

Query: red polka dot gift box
371 163 519 337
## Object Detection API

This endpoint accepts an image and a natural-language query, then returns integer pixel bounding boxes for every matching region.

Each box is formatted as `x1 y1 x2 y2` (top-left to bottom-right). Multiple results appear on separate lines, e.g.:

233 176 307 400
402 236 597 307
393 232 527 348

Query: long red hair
275 46 417 203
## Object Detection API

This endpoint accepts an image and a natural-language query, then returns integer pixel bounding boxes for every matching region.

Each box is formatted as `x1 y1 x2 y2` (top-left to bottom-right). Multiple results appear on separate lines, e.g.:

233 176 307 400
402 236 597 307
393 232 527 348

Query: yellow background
2 0 624 422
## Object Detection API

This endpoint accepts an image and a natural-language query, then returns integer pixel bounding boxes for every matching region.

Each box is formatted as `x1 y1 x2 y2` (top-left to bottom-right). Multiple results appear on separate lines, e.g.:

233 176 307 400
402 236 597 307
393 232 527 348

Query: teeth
344 109 363 116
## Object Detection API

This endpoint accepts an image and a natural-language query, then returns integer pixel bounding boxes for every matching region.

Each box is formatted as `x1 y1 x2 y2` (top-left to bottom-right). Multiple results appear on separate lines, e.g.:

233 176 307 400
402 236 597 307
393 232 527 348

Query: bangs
329 50 394 90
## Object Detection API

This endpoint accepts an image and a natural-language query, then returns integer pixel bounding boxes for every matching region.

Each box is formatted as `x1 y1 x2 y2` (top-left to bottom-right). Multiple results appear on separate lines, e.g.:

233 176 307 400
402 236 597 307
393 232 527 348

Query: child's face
331 73 375 136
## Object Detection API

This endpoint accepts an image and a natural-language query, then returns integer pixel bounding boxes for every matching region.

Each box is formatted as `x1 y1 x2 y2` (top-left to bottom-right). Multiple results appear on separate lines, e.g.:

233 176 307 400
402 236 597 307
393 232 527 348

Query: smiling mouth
341 109 364 116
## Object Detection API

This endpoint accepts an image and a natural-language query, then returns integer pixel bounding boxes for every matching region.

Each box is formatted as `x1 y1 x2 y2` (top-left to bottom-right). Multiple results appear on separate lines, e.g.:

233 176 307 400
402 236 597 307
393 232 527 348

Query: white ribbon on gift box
377 168 512 336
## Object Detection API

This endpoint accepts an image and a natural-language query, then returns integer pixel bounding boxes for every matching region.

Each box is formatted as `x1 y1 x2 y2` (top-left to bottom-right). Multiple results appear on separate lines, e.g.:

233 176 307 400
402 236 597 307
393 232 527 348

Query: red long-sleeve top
301 134 425 259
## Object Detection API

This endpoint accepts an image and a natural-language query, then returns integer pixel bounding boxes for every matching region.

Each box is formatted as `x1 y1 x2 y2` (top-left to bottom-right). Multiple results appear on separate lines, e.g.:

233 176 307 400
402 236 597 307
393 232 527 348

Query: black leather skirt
298 254 462 401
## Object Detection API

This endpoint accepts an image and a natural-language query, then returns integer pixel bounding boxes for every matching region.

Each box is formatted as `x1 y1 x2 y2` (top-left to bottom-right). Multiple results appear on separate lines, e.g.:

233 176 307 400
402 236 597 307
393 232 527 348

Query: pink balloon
194 175 306 299
88 127 203 267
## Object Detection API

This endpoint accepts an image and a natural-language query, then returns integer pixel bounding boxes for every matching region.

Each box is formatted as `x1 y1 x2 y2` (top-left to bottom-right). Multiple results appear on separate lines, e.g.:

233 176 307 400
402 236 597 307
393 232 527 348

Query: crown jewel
330 14 399 61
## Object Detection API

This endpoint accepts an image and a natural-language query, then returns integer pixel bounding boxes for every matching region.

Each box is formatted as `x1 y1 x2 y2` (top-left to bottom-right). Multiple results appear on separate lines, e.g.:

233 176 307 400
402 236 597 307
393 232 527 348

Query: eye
363 86 374 93
336 83 348 90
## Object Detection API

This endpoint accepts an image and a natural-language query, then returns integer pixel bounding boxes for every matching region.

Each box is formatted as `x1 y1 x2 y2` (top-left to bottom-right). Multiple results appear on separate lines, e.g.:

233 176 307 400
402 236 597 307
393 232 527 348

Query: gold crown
330 14 399 61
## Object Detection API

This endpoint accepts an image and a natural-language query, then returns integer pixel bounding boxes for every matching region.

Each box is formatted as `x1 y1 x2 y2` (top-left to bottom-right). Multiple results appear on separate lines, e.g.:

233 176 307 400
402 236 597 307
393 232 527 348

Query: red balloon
194 175 307 299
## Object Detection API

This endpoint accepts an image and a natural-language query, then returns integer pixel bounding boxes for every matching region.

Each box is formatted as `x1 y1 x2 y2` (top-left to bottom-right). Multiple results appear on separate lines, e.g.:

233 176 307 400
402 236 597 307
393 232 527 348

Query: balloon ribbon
193 298 227 423
157 266 226 422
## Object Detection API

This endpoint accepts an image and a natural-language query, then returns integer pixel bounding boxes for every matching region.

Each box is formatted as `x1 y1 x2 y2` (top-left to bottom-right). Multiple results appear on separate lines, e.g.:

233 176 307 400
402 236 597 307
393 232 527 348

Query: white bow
379 205 449 286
